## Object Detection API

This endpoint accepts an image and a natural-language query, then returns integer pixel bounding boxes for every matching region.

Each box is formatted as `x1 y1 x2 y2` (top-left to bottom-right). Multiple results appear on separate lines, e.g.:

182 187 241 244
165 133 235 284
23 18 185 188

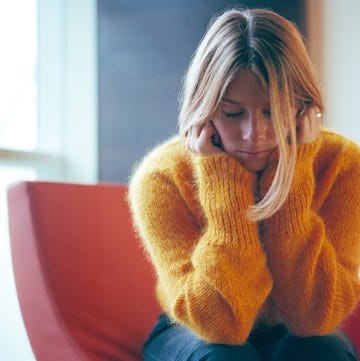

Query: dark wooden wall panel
98 0 306 182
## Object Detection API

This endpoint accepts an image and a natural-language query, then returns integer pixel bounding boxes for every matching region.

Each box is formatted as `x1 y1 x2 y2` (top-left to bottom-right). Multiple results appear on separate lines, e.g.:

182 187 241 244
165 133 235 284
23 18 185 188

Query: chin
239 159 269 173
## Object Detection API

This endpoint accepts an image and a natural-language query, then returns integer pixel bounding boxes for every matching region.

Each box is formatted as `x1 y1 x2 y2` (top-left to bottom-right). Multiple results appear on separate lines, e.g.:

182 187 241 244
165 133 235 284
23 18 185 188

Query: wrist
194 152 256 221
195 152 257 187
260 139 321 196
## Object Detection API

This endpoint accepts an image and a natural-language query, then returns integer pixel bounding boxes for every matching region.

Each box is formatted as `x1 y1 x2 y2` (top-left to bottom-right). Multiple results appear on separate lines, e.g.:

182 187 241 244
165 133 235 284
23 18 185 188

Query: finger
186 124 207 154
308 106 322 137
186 124 204 153
314 106 322 131
297 106 321 144
302 114 310 139
197 122 215 153
186 122 222 155
186 126 197 153
307 107 316 132
202 122 222 151
209 120 221 147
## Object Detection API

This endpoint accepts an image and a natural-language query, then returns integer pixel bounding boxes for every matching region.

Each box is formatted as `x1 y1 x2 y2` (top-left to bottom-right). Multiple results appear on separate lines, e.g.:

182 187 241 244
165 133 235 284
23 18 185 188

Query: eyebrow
222 98 270 107
221 97 243 105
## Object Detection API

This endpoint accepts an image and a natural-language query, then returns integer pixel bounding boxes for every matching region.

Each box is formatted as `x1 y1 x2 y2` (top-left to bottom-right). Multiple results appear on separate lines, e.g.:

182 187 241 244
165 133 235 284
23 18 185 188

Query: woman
128 8 360 361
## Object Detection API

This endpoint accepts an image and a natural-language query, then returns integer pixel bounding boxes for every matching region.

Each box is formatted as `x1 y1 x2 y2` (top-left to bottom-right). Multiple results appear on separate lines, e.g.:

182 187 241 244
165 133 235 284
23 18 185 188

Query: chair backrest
7 181 160 361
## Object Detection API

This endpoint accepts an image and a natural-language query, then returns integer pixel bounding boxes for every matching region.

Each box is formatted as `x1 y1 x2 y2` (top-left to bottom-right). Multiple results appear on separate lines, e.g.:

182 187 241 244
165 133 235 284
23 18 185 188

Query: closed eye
222 110 246 119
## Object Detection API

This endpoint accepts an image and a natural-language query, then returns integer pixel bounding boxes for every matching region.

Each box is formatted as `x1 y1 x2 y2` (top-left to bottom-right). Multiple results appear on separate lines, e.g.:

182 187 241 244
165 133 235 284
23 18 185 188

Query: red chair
7 181 160 361
7 181 360 360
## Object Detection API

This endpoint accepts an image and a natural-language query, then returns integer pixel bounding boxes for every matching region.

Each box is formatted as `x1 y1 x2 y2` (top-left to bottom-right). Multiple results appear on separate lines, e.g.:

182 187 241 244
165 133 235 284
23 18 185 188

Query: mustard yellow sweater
128 130 360 345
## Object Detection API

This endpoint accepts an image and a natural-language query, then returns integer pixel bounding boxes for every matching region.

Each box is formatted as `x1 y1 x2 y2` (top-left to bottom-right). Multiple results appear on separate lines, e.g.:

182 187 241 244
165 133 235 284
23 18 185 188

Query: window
0 1 37 151
0 1 97 360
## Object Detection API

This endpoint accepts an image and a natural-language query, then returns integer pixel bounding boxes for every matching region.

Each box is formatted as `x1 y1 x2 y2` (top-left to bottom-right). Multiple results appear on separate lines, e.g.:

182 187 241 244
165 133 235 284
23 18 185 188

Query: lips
241 150 270 155
236 148 274 159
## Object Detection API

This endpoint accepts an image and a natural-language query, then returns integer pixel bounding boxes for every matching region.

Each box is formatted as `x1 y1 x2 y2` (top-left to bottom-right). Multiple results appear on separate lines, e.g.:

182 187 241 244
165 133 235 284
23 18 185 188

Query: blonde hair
178 8 323 221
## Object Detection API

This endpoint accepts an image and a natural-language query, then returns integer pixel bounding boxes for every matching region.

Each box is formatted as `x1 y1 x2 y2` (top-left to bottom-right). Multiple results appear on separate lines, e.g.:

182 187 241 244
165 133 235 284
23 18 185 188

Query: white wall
307 0 360 145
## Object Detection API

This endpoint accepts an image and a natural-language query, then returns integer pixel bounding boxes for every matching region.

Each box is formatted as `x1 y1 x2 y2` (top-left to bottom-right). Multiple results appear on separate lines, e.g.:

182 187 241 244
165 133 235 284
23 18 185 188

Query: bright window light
0 0 38 151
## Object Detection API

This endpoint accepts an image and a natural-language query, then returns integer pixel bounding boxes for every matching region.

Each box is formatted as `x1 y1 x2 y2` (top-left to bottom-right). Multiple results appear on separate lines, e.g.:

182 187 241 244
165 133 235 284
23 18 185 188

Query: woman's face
213 70 278 172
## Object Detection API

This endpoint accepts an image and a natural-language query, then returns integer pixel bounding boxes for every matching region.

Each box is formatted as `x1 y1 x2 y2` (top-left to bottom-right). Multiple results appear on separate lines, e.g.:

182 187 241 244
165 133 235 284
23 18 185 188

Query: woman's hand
186 121 223 155
296 106 322 144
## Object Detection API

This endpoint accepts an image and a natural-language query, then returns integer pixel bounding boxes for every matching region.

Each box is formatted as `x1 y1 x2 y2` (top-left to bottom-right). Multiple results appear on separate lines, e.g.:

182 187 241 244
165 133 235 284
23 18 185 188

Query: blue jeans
143 314 358 361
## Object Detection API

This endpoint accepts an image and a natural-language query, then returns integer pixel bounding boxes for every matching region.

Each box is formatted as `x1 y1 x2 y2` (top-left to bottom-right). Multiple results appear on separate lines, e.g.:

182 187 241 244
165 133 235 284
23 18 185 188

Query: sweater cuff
194 153 258 247
295 138 321 169
195 153 256 187
263 141 321 236
260 138 321 196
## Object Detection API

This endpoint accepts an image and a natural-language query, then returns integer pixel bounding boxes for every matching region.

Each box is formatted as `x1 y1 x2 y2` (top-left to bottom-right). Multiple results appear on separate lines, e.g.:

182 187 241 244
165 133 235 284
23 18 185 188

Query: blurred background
0 0 359 360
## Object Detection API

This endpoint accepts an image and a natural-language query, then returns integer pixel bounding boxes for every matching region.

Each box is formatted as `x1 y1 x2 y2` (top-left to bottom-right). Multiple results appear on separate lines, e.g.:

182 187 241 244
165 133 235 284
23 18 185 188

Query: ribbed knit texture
128 131 360 344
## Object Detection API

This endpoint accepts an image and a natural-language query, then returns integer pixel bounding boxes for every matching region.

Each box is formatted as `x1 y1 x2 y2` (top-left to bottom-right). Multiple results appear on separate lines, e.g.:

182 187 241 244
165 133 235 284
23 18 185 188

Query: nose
242 114 267 143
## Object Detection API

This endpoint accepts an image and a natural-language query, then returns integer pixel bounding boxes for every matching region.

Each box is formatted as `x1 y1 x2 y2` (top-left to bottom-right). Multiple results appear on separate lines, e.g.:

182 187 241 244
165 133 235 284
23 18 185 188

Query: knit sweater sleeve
260 138 360 336
129 151 273 344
